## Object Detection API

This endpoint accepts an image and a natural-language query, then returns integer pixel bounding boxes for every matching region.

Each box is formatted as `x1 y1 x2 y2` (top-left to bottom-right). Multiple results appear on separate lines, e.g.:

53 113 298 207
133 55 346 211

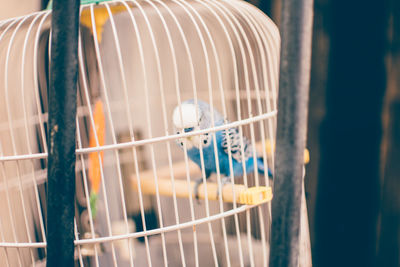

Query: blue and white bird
172 99 272 198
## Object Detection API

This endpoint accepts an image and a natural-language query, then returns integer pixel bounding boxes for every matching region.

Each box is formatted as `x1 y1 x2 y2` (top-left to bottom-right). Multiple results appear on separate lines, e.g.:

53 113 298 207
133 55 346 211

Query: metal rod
46 0 80 266
269 0 314 266
315 1 386 266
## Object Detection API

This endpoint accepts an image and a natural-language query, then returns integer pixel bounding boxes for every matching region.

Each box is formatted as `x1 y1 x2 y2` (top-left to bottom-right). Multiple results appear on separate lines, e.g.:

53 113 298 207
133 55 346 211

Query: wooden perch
259 140 310 164
131 174 272 205
128 140 308 204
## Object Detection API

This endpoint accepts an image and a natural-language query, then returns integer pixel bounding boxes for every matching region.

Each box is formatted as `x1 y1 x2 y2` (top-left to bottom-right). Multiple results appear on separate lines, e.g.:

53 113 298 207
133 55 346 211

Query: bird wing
221 127 253 162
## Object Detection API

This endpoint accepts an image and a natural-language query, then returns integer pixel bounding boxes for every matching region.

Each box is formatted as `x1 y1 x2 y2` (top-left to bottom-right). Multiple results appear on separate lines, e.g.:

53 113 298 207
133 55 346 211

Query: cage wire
0 0 280 266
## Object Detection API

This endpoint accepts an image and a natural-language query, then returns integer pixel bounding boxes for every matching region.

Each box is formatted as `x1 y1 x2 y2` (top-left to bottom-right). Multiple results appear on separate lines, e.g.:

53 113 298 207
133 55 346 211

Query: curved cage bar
0 0 280 266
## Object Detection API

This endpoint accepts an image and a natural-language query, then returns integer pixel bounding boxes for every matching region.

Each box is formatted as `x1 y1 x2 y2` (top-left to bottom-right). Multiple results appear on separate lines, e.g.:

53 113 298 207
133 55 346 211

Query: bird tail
256 157 273 178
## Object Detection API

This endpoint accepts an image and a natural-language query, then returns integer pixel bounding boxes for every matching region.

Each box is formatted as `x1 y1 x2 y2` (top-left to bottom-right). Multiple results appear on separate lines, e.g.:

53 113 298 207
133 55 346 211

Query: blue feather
174 99 273 180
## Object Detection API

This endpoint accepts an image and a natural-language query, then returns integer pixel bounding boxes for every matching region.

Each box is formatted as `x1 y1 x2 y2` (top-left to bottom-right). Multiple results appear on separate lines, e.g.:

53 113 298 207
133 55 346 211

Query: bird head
172 102 211 149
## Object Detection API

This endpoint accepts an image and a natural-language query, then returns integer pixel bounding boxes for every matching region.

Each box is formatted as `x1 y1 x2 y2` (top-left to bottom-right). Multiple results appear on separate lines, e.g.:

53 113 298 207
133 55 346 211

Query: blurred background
1 0 398 266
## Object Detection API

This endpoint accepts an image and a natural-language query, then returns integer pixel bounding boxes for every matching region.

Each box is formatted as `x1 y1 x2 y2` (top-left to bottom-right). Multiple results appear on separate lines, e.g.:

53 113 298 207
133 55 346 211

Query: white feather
172 103 200 129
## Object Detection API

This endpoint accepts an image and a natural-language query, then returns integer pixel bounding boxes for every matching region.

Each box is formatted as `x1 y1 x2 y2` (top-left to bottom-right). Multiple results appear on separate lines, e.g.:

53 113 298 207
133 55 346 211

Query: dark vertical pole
256 0 272 16
47 0 80 266
377 102 400 266
270 0 314 266
41 0 50 10
377 1 400 265
314 0 387 266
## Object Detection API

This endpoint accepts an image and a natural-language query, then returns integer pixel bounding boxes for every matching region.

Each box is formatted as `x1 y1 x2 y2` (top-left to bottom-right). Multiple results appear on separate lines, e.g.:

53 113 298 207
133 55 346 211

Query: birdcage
0 0 282 266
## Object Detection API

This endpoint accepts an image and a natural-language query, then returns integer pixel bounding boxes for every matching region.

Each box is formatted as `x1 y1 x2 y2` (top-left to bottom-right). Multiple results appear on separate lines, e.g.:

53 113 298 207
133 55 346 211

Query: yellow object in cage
264 139 310 164
88 100 105 218
80 4 130 42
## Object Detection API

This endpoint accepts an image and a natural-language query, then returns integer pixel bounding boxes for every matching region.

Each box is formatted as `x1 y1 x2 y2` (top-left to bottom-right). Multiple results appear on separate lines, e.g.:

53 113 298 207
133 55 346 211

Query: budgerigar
172 99 272 198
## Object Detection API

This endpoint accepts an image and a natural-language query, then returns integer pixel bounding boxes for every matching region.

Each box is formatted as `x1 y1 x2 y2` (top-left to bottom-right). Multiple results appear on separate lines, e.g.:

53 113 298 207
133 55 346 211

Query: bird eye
203 140 207 144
